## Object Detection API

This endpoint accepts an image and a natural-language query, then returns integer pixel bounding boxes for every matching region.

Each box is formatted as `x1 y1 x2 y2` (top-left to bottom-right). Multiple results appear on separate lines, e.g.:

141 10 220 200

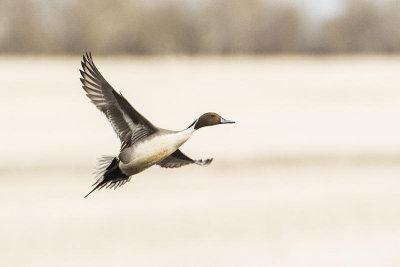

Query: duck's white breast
120 128 194 174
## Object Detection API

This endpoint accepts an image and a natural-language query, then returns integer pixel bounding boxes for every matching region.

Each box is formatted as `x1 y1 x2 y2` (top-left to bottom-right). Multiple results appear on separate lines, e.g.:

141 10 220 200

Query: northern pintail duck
80 53 234 197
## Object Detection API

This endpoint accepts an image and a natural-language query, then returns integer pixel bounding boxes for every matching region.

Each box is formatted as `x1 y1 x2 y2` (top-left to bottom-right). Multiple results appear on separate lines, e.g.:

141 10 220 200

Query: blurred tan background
1 0 400 267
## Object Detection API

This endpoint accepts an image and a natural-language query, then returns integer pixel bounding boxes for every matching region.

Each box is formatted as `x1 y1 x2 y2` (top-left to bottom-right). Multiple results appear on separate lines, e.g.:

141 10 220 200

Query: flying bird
80 53 234 197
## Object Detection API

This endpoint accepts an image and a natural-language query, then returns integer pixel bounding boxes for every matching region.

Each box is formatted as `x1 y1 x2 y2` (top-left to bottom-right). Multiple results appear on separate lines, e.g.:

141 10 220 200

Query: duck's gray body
80 53 233 197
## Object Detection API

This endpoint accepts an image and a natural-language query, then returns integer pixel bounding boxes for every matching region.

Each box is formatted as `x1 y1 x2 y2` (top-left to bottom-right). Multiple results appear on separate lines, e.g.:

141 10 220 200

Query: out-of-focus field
1 56 400 267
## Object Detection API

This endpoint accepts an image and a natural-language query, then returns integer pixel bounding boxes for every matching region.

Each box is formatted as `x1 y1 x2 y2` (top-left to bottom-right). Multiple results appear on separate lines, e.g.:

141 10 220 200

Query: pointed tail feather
84 181 107 198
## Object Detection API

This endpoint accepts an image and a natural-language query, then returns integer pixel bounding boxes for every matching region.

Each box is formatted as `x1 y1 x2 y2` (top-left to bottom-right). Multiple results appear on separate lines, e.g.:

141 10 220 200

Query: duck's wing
80 53 158 150
157 149 213 168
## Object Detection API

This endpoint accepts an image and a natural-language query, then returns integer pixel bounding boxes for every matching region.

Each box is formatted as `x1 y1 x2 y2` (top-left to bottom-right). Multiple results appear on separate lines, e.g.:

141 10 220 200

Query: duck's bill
220 117 235 124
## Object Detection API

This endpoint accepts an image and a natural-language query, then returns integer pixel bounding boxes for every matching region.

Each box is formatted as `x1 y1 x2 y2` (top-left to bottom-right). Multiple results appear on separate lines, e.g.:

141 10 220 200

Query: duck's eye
210 115 215 118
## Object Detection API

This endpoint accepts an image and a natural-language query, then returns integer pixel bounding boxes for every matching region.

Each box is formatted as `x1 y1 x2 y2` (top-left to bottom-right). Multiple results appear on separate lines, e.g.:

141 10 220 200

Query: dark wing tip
81 52 94 70
81 52 89 65
79 70 85 80
195 158 213 166
83 51 91 60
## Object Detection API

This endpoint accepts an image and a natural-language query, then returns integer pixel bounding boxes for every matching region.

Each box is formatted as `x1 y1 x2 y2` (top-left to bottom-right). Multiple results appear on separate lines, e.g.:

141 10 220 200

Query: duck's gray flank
80 52 234 197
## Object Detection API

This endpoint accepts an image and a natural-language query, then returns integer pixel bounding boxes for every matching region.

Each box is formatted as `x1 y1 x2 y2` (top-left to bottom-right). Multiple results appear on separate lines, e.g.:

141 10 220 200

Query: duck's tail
84 156 130 198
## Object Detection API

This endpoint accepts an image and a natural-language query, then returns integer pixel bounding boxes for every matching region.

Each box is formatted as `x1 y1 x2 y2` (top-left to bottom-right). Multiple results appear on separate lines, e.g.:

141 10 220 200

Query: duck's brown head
193 112 235 130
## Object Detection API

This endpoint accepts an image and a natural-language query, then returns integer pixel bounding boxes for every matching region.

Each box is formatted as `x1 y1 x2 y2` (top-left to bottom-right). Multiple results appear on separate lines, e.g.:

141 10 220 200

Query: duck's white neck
170 125 195 149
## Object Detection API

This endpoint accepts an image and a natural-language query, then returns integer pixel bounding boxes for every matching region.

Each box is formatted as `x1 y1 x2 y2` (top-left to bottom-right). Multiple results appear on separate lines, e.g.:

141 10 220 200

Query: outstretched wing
157 149 213 168
80 52 158 150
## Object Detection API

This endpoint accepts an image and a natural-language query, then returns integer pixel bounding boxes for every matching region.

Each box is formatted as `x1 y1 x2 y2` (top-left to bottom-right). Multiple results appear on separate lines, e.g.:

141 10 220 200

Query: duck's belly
119 133 189 175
